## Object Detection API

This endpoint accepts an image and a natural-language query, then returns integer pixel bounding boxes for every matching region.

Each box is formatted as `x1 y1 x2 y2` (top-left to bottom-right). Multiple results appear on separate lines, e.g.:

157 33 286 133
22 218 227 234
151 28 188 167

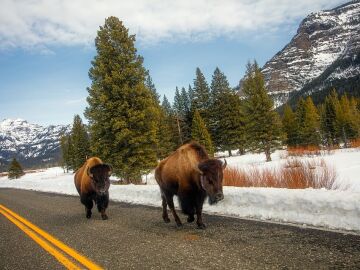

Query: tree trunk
265 147 272 162
228 150 232 157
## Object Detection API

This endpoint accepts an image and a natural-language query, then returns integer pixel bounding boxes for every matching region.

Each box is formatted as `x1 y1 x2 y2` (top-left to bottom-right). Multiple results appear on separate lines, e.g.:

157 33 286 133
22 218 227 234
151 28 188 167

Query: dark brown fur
74 157 111 220
155 142 226 229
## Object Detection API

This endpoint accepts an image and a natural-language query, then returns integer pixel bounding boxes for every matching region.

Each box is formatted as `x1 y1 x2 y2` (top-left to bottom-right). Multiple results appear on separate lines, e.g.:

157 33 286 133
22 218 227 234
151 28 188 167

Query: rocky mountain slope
260 0 360 107
0 119 70 171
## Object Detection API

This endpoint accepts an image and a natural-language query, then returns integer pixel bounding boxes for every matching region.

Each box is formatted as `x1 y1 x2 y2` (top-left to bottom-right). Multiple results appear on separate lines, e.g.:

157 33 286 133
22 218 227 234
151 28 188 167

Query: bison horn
87 167 94 179
195 166 204 175
222 159 227 169
107 164 113 176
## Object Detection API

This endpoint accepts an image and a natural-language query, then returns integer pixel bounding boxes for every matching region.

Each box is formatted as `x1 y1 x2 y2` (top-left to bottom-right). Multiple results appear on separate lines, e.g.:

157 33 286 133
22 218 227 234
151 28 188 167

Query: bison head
197 159 227 205
87 164 112 196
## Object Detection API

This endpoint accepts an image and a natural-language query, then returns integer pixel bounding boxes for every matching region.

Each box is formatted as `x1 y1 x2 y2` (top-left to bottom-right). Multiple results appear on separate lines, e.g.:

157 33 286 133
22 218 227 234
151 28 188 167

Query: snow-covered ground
0 149 360 232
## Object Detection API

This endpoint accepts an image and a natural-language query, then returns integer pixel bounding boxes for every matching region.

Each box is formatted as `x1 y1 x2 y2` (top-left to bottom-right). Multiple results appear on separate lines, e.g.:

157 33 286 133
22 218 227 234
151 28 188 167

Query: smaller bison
74 157 112 220
155 142 226 229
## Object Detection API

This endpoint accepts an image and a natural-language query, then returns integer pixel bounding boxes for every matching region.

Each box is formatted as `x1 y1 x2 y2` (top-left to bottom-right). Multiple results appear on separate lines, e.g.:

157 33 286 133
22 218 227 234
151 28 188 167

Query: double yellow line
0 204 103 270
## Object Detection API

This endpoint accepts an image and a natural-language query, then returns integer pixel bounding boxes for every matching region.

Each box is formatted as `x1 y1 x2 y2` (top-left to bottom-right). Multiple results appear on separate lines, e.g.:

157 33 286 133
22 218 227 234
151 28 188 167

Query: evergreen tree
210 67 246 155
59 134 71 172
8 158 24 179
85 17 159 183
336 94 360 147
282 104 300 146
145 72 160 104
299 97 321 146
192 68 211 124
157 95 178 158
70 115 91 170
188 84 194 108
320 90 340 147
242 61 283 161
191 110 214 155
173 87 191 143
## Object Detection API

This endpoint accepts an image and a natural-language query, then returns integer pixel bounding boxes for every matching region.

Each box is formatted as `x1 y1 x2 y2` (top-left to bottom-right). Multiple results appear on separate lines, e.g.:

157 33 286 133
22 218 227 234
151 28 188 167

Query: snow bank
1 166 359 232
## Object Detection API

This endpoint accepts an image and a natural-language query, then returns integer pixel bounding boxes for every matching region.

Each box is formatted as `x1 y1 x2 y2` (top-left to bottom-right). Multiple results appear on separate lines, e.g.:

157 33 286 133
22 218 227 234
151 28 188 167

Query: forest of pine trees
283 90 360 148
58 17 360 182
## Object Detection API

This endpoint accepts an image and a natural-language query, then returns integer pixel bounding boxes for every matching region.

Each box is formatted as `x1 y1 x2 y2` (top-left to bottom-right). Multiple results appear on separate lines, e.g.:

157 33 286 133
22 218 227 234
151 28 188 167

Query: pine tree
320 90 340 147
70 115 91 170
85 17 159 183
8 158 24 179
242 61 283 161
282 104 300 147
156 96 178 158
299 97 321 146
145 72 160 104
210 67 246 155
59 134 71 172
191 110 214 155
173 87 191 143
336 94 360 147
192 68 211 124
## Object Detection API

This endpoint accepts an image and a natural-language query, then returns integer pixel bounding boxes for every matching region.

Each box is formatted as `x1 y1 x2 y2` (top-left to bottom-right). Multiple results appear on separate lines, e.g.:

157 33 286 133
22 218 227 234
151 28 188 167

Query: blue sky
0 0 345 125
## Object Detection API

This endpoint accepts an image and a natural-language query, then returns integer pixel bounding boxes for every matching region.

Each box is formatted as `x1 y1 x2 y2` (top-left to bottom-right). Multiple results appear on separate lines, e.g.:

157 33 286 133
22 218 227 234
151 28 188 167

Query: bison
155 142 226 229
74 157 112 220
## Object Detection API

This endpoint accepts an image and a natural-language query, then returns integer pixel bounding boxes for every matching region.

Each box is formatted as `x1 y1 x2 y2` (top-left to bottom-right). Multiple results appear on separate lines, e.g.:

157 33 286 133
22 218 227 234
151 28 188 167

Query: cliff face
260 0 360 106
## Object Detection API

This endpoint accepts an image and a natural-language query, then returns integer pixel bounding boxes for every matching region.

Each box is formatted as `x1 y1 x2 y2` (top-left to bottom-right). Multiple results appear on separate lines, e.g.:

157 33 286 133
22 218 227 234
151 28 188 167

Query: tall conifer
242 61 283 161
85 17 159 183
191 110 214 155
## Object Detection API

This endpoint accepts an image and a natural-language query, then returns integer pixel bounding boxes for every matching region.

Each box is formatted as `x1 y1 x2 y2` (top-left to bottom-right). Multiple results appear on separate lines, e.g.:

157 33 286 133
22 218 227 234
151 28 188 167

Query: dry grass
350 138 360 148
287 145 322 157
223 158 337 190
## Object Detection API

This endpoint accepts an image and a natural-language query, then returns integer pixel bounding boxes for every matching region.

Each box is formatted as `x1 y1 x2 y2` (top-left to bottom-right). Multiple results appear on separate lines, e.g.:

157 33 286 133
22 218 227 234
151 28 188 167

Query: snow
1 149 360 232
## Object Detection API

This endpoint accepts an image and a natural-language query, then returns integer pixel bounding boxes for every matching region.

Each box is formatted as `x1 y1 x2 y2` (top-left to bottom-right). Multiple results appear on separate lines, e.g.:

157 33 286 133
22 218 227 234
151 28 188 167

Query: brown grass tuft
223 158 337 190
350 138 360 148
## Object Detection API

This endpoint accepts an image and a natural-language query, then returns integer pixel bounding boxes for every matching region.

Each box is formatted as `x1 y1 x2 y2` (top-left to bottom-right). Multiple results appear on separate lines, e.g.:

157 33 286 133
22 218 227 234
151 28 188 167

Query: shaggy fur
74 157 111 220
155 142 225 229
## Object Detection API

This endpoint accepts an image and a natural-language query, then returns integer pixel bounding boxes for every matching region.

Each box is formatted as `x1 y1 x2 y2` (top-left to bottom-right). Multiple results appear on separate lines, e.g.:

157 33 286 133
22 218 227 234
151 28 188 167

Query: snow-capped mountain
0 119 70 171
260 0 360 107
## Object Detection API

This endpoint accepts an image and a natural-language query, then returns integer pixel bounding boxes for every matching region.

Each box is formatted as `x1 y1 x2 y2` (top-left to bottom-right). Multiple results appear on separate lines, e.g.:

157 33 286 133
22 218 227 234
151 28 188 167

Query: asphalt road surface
0 188 359 269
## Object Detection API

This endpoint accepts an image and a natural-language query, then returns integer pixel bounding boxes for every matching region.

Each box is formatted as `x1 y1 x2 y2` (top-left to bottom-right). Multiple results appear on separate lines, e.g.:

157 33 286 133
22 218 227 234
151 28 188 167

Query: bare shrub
350 138 360 148
223 158 337 190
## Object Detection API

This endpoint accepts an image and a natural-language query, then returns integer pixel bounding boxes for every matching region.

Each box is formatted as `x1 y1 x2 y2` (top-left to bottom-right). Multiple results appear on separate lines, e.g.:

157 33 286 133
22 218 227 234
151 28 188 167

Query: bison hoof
197 223 206 229
101 214 108 220
176 221 183 227
187 216 195 223
86 212 92 219
163 217 170 223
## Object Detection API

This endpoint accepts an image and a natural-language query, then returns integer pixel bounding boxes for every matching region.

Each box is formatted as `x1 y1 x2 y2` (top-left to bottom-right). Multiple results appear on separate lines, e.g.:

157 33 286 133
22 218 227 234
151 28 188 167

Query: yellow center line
0 208 81 270
0 204 103 270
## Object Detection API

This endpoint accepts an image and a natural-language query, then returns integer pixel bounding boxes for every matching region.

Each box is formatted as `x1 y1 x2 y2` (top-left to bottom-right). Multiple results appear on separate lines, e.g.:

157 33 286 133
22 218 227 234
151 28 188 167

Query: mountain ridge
258 0 360 106
0 118 70 172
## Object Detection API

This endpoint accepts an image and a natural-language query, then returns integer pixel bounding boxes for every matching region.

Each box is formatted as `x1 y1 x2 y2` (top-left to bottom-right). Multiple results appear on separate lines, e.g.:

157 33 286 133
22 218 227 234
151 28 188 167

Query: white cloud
0 0 346 49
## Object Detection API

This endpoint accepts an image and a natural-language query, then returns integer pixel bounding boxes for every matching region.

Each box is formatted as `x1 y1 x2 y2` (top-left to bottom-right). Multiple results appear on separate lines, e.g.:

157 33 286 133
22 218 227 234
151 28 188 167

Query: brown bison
74 157 112 220
155 142 226 229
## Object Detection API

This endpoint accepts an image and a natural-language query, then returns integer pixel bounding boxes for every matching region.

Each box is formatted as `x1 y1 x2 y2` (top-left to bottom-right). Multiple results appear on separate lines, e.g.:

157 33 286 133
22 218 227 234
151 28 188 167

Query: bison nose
215 192 224 202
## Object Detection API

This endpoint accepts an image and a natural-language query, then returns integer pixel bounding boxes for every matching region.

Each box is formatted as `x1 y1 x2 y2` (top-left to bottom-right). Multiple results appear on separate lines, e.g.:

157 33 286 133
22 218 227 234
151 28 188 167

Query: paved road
0 188 359 269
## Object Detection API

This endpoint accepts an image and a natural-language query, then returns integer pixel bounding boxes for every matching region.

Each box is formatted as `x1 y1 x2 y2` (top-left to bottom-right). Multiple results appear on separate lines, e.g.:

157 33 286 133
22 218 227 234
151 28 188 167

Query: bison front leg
164 192 182 227
96 193 109 220
81 195 93 219
195 197 206 229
